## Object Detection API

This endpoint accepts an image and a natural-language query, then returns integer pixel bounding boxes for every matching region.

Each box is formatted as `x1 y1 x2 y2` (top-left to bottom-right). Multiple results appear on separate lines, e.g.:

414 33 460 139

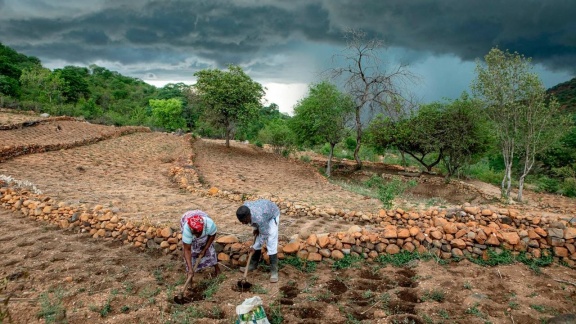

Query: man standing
236 199 280 283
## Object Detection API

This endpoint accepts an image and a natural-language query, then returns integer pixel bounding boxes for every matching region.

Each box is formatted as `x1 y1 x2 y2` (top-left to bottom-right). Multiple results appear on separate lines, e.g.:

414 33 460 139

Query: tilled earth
1 113 576 323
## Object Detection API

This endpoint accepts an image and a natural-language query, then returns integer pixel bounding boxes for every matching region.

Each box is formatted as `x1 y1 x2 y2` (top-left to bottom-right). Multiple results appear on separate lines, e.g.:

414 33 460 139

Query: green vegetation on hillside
0 42 574 198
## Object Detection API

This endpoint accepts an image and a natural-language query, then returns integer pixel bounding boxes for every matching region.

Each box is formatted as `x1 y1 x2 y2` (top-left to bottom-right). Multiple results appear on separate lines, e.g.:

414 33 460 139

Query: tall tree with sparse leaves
194 65 265 147
472 48 567 201
330 29 416 169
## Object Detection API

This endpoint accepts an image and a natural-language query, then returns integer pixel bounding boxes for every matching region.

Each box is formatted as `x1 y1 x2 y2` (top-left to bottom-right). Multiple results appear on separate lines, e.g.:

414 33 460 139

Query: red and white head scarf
187 215 204 233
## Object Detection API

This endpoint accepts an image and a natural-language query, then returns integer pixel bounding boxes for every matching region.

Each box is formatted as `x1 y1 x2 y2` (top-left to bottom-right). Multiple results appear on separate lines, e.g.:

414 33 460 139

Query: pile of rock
2 182 575 268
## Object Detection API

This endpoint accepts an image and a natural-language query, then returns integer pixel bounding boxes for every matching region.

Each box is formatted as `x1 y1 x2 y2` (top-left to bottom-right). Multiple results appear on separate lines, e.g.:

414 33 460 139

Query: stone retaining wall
0 116 74 130
2 179 575 269
1 132 574 269
0 122 150 162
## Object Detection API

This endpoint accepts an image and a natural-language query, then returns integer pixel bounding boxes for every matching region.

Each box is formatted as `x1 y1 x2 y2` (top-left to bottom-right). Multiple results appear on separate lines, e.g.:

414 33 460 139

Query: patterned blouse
244 199 280 239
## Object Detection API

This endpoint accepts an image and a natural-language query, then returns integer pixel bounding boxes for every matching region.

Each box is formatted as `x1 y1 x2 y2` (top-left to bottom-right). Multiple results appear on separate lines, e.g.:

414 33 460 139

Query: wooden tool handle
243 250 254 279
181 258 202 295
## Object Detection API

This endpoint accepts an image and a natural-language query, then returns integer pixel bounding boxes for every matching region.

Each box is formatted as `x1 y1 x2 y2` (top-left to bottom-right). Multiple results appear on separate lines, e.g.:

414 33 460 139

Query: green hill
547 77 576 114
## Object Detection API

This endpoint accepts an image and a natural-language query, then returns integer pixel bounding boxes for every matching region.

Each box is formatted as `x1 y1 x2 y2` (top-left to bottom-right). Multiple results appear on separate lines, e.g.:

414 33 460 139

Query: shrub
364 176 416 209
535 176 560 193
464 159 503 185
560 178 576 197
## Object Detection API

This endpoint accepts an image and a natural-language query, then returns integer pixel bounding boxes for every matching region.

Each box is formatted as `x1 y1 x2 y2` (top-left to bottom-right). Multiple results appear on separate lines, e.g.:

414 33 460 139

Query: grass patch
279 256 317 273
167 305 206 323
530 304 549 313
250 284 268 294
466 303 487 319
467 248 515 266
375 250 422 267
438 309 450 319
0 278 11 324
332 254 363 270
268 302 284 324
37 286 67 323
364 175 417 209
517 251 554 273
421 289 445 302
199 274 226 300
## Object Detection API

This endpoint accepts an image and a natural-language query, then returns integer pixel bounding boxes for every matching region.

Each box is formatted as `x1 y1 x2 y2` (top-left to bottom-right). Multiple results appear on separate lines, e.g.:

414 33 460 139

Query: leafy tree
0 75 21 98
193 65 265 147
55 66 90 103
257 119 294 155
367 94 493 178
290 81 354 176
367 107 443 172
439 94 494 179
236 103 289 142
472 48 568 201
149 98 186 131
20 66 66 105
330 29 416 169
0 42 42 100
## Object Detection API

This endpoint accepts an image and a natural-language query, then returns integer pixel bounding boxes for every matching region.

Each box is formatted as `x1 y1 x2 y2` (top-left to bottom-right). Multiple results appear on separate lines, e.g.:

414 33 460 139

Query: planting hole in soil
354 279 377 290
359 269 382 280
280 298 294 305
397 289 419 303
236 280 252 291
297 306 323 319
388 300 416 315
396 276 418 288
349 291 372 307
326 279 348 295
397 268 416 278
386 314 425 324
173 286 205 304
279 285 299 299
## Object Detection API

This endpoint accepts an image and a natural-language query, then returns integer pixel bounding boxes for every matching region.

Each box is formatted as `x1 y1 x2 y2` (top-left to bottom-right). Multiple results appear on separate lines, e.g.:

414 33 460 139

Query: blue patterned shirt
244 199 280 239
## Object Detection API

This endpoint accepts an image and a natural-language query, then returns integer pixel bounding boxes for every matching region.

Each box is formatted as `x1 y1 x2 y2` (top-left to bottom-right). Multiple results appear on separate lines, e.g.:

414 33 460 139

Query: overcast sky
1 0 575 114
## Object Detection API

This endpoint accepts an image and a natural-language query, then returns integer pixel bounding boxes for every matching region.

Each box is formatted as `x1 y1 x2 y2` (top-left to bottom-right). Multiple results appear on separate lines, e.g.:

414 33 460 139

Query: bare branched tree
329 29 418 169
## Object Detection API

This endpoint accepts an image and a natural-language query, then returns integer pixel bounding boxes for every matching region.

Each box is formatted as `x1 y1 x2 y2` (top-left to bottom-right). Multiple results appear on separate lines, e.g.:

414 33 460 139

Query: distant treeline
0 42 575 197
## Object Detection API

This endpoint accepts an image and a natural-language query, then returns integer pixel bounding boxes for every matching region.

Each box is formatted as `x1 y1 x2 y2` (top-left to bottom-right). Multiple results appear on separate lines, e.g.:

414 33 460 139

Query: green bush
364 176 416 209
344 136 357 151
463 159 503 185
535 176 560 193
560 178 576 197
375 250 421 267
299 155 311 163
332 254 363 270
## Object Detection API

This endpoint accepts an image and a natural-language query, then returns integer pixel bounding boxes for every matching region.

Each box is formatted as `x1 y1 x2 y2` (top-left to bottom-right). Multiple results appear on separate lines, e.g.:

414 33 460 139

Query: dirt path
192 139 383 213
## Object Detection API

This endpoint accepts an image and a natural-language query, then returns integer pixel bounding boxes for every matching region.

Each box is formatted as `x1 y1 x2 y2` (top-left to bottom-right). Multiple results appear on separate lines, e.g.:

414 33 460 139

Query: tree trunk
326 143 335 177
353 108 363 170
400 151 407 167
501 140 514 200
517 175 525 202
225 120 231 148
517 147 536 202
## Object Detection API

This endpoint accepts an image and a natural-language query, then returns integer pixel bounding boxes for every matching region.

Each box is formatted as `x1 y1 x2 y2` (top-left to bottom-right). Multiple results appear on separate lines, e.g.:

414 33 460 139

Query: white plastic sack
235 296 270 324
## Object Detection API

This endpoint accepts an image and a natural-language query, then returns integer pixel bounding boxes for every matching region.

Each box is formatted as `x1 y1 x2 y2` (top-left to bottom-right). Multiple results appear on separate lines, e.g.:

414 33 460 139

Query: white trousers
253 215 279 255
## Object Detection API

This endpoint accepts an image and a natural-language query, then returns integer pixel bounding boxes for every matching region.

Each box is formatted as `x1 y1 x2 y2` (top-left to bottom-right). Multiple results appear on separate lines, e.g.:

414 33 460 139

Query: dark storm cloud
1 0 575 75
323 0 576 71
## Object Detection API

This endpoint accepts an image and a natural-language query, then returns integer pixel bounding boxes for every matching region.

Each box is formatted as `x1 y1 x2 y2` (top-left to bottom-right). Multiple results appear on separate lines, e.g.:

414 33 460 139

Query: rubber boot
269 254 279 283
240 249 261 272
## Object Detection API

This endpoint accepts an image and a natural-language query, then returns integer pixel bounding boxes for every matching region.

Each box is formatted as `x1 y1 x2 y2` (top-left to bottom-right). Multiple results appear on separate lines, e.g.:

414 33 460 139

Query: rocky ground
1 111 575 323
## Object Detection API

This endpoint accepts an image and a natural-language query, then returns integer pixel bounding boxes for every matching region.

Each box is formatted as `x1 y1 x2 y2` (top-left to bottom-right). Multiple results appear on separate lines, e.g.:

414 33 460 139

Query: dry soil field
1 111 576 324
